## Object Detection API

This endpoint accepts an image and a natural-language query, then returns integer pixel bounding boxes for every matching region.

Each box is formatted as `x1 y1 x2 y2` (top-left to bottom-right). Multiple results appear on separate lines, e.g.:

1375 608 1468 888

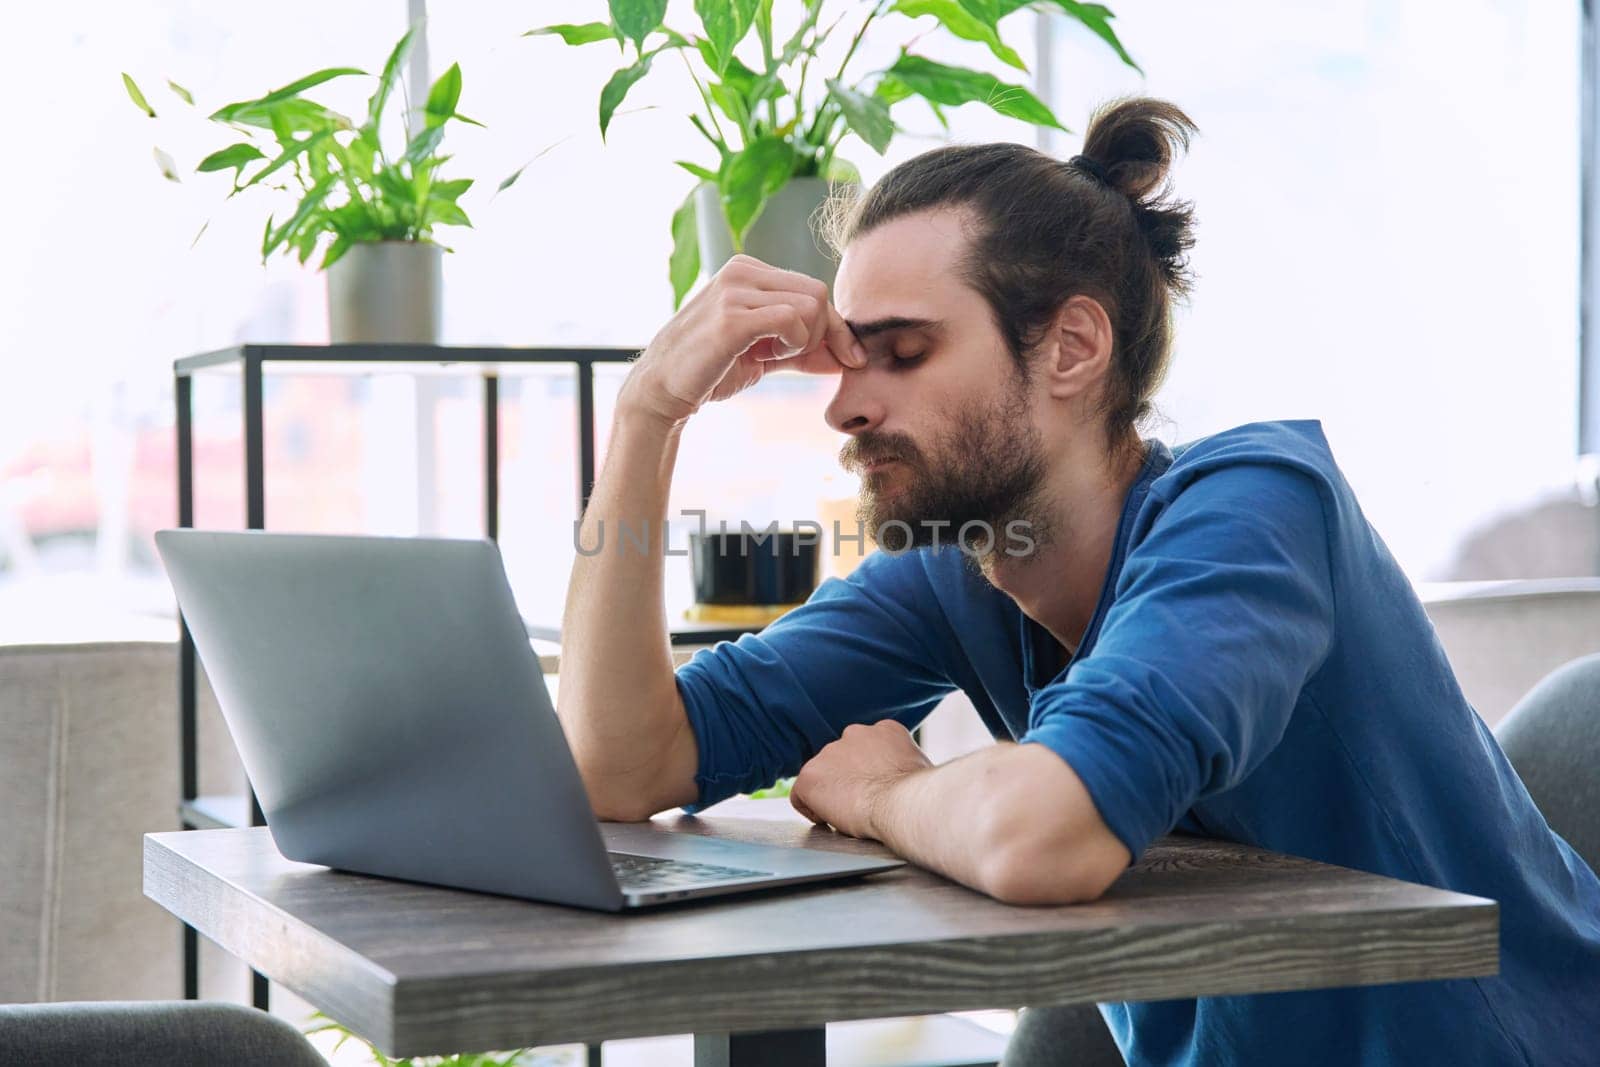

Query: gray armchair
0 1001 324 1067
1493 653 1600 871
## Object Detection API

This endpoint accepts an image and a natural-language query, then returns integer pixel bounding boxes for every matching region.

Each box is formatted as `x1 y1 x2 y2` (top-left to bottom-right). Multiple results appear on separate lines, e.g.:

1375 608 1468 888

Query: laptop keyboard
608 851 771 890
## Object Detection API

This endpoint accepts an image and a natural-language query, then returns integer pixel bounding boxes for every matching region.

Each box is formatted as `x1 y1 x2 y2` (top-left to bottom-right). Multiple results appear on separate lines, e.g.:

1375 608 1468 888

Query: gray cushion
1494 653 1600 872
0 1000 324 1067
1002 1003 1124 1066
0 641 246 1002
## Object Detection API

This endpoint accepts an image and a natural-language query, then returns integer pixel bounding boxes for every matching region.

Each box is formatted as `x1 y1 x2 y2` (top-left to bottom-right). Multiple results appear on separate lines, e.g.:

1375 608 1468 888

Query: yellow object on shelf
817 494 874 580
684 603 804 625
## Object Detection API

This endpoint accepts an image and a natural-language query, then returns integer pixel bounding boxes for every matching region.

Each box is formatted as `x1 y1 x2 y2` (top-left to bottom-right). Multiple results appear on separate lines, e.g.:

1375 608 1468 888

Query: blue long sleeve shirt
674 420 1600 1066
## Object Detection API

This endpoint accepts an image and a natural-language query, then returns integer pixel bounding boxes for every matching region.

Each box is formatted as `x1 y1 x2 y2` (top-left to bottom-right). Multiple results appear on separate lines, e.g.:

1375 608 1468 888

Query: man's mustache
839 432 923 473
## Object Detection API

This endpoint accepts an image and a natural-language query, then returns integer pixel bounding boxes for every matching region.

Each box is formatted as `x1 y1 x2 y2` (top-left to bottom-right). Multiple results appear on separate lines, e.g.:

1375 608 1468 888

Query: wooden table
143 798 1497 1065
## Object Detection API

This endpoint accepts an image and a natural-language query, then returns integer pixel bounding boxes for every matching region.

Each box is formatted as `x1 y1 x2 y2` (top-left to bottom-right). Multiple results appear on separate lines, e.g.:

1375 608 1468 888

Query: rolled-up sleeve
677 549 958 811
1021 463 1336 860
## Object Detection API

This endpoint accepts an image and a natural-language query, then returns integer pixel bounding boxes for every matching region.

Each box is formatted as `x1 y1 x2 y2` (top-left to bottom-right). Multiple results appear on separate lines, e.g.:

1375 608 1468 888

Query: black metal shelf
174 342 637 1009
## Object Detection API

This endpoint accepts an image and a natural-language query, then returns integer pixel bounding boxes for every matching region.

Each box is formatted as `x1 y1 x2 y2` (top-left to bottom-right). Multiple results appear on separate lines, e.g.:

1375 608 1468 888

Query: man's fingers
733 304 811 360
785 345 852 376
724 258 866 369
790 787 825 826
826 305 868 369
726 288 824 361
730 254 825 297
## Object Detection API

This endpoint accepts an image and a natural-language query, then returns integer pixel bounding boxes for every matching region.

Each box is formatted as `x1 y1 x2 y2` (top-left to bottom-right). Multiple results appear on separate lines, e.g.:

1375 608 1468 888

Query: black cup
689 529 820 607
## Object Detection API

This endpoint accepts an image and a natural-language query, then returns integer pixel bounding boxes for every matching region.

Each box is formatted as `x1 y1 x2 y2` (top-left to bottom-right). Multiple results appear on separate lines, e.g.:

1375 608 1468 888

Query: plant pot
696 176 853 289
326 240 442 344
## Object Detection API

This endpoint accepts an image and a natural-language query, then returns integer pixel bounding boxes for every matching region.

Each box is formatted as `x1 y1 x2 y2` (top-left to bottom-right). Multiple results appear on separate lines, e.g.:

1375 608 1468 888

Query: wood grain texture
143 798 1497 1058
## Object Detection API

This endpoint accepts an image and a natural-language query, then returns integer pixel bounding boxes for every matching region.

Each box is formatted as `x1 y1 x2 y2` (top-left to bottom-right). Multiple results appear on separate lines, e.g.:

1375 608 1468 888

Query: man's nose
824 363 888 435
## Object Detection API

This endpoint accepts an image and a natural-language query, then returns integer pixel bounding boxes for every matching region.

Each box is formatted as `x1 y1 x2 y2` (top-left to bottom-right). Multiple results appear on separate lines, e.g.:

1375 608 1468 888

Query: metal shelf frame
173 343 637 1008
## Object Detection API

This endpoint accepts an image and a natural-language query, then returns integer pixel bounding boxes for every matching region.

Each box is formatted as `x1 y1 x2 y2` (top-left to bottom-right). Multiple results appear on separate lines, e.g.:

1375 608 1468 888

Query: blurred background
3 0 1592 641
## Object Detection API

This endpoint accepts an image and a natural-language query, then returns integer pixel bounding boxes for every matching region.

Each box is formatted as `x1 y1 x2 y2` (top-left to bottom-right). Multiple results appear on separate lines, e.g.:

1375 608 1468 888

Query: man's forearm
870 742 1131 905
553 256 860 820
557 405 699 819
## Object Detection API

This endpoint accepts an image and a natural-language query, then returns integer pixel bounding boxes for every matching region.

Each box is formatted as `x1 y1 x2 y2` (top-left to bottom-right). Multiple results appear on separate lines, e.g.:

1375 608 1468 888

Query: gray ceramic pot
326 240 442 344
695 176 855 289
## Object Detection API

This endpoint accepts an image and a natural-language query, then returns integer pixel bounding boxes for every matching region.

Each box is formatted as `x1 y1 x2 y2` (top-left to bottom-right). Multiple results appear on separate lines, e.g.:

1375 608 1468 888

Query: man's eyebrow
845 316 944 340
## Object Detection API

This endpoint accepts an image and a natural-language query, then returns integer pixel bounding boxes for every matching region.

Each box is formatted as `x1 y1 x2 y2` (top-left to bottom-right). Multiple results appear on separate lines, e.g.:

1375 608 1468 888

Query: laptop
154 529 902 911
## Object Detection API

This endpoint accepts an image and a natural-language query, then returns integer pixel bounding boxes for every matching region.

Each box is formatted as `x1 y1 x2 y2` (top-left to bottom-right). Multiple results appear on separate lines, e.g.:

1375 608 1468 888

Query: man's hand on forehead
619 254 867 426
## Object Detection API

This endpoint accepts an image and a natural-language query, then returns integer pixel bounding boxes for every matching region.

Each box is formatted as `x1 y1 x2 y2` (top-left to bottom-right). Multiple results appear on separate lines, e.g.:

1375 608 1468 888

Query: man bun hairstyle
1078 97 1197 297
825 96 1198 454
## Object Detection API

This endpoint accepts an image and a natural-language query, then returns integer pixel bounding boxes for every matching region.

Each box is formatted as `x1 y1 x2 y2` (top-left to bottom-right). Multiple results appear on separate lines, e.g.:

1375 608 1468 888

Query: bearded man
556 98 1600 1065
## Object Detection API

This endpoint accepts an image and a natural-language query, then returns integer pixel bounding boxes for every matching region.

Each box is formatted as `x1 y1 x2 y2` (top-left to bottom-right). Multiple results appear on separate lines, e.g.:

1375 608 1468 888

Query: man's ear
1041 295 1114 401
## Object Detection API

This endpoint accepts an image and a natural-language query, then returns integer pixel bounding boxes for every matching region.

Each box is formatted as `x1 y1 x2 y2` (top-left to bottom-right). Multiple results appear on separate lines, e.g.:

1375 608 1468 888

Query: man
557 98 1600 1064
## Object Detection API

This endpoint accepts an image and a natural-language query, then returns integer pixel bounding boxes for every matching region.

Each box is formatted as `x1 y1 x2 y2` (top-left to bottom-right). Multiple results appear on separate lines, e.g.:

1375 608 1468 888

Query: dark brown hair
824 97 1198 453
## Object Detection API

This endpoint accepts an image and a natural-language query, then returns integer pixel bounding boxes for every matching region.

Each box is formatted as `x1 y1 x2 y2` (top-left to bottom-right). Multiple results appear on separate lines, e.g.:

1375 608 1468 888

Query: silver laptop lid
155 529 625 911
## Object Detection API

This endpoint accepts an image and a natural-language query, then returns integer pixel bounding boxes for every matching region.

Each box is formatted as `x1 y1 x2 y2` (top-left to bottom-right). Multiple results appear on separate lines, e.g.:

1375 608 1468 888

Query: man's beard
838 379 1049 558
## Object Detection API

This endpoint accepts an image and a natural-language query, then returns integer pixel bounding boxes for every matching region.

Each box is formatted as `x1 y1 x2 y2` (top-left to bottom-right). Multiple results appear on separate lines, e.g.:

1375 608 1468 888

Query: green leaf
274 67 366 99
1040 0 1141 73
676 159 718 182
321 236 352 270
325 200 381 242
890 0 1027 71
374 165 418 205
168 79 195 105
196 142 265 177
492 138 566 198
599 53 655 139
247 67 366 110
152 146 180 182
708 80 751 132
404 124 446 166
825 79 894 154
122 73 155 117
497 165 530 193
884 54 1063 129
342 135 376 182
428 200 472 228
238 128 333 191
264 173 338 259
430 177 473 202
720 135 795 244
369 27 416 128
524 22 615 45
719 54 769 98
669 186 701 309
874 76 914 106
955 0 1002 26
609 0 668 50
424 63 462 129
212 96 351 133
293 220 322 264
695 0 760 75
825 157 862 183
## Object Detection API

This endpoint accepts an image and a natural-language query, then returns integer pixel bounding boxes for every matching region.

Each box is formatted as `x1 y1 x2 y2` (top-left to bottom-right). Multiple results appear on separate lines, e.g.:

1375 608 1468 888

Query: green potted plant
527 0 1139 306
303 1012 543 1066
125 27 490 343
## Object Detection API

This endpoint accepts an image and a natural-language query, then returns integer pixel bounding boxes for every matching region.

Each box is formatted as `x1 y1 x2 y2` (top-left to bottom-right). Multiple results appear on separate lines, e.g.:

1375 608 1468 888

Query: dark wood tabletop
143 797 1497 1060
